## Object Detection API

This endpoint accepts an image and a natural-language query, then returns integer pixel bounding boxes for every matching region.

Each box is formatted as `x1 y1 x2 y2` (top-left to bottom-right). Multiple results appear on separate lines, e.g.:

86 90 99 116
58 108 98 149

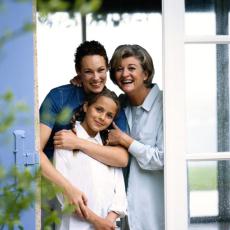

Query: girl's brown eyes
107 114 114 119
95 107 103 112
96 108 114 119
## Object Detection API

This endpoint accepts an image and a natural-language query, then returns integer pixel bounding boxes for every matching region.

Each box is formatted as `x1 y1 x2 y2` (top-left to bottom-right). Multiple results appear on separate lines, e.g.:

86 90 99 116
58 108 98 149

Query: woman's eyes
116 67 123 72
84 70 92 74
128 67 136 71
115 66 136 72
98 68 106 73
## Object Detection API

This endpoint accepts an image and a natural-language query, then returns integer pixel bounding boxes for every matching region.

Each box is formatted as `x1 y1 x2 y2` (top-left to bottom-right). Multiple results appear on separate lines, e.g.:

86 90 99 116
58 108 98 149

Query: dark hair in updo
74 40 109 72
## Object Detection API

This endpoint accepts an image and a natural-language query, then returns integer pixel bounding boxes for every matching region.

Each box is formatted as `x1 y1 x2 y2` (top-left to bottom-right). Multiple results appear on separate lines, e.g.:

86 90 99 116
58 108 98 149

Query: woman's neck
128 87 150 106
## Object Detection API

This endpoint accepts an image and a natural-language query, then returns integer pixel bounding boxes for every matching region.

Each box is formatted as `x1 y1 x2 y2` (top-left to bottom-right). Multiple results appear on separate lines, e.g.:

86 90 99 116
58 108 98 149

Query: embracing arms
53 129 128 167
108 122 164 170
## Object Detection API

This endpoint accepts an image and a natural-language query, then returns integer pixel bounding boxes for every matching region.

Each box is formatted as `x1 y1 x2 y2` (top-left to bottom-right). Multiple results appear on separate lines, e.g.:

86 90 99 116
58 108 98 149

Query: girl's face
82 96 118 137
114 56 148 95
78 55 107 94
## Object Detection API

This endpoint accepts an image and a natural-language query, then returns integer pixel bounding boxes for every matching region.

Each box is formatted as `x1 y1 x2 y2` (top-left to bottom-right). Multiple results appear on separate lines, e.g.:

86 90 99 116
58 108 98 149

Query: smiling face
81 96 118 137
78 55 107 94
114 56 148 95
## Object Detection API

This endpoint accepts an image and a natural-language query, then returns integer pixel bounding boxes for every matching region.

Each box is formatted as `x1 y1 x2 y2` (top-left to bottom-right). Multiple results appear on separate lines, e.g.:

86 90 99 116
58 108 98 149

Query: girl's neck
81 121 98 137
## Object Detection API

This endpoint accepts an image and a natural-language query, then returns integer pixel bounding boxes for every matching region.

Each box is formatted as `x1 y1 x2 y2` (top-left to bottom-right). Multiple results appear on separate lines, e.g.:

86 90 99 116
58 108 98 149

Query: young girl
54 88 127 230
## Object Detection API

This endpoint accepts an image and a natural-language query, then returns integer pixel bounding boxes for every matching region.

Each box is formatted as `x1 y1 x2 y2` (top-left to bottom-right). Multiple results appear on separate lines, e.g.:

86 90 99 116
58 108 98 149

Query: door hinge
24 151 40 166
13 130 40 167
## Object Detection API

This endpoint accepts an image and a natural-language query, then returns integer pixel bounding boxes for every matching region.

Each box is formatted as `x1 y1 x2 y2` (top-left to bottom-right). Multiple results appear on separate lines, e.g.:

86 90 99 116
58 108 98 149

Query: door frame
162 0 230 229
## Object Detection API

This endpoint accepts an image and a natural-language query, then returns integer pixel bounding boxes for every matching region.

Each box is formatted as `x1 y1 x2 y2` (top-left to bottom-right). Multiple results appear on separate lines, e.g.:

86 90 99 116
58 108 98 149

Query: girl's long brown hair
70 88 120 145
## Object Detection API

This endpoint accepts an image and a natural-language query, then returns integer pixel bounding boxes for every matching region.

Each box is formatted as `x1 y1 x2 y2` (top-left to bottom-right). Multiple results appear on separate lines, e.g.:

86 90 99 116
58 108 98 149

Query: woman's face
114 56 148 95
82 96 117 137
78 55 107 94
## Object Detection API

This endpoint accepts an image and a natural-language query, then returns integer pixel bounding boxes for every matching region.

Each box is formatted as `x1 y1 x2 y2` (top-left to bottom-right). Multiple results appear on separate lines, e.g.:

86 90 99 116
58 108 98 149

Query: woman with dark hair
39 41 128 219
108 44 164 230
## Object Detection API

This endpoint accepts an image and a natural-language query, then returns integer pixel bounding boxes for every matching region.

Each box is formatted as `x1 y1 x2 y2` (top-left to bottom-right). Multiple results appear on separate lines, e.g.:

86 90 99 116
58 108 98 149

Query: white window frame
162 0 230 229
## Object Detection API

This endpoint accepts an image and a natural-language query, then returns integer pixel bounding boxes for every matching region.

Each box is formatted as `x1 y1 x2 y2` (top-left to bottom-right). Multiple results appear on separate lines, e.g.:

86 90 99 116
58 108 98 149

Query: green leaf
15 102 29 112
2 91 14 102
22 22 35 32
18 224 24 230
0 30 13 48
56 107 72 124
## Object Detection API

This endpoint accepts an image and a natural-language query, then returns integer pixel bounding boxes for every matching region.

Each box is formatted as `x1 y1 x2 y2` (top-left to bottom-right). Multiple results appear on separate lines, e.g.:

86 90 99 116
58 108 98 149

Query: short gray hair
109 44 155 88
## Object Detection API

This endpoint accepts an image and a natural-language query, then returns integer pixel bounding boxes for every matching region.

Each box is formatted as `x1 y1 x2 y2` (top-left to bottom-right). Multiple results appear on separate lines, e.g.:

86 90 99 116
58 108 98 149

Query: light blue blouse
124 84 164 230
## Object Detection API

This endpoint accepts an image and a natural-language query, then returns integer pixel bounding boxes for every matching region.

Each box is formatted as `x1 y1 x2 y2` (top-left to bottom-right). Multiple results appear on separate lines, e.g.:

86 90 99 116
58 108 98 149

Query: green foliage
37 0 103 15
0 24 34 50
0 167 75 229
0 29 13 49
15 0 31 3
40 175 75 229
40 176 63 228
188 165 217 191
37 0 70 14
0 0 101 229
56 107 73 125
22 22 35 32
0 91 29 133
0 1 4 12
74 0 102 15
0 90 73 229
0 1 34 49
0 166 38 230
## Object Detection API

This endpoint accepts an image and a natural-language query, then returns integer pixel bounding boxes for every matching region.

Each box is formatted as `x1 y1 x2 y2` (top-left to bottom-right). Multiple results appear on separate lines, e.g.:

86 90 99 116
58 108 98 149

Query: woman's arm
53 129 129 167
85 208 117 230
108 123 164 170
39 124 88 218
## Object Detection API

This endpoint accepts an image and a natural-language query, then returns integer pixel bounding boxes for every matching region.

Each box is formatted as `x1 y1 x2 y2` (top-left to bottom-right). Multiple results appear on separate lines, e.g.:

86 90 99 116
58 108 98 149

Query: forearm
77 138 128 167
86 207 101 224
39 150 73 194
86 208 116 229
128 140 164 170
117 132 134 149
115 130 164 170
106 211 119 224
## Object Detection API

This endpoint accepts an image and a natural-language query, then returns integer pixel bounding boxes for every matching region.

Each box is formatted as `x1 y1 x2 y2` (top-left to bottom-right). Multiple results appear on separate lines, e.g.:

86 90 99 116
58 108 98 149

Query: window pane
188 160 230 230
185 44 230 154
188 161 218 218
36 13 82 104
185 0 229 36
86 13 162 92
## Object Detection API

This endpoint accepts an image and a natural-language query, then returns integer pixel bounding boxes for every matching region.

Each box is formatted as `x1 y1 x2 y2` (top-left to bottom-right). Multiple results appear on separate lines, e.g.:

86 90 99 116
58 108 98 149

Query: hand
65 184 88 219
70 75 82 87
93 216 116 230
107 122 133 149
53 129 78 150
107 122 123 146
105 211 118 225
